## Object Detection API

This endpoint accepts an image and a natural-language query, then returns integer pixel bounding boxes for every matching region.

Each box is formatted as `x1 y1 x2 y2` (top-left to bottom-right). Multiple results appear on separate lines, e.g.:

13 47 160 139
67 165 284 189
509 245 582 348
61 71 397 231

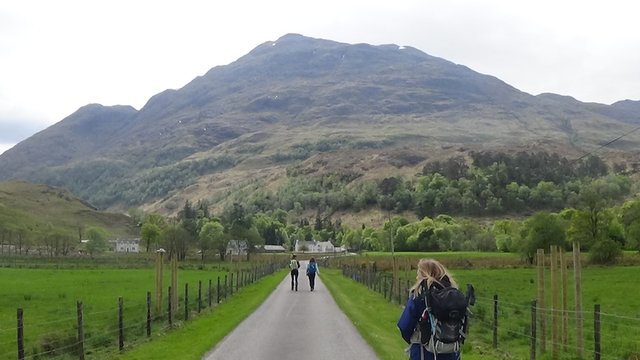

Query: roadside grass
111 270 287 360
321 269 505 360
322 262 640 360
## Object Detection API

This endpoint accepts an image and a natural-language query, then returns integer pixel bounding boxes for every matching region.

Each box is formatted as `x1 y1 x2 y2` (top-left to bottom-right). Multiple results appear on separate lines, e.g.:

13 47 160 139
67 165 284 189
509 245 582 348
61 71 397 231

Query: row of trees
2 152 636 265
0 224 110 258
133 172 636 265
2 178 637 265
236 152 630 220
338 178 640 264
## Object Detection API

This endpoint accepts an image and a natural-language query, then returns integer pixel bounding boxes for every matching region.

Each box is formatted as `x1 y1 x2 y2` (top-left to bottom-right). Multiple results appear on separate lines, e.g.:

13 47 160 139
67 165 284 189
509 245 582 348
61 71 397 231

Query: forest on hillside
1 151 638 265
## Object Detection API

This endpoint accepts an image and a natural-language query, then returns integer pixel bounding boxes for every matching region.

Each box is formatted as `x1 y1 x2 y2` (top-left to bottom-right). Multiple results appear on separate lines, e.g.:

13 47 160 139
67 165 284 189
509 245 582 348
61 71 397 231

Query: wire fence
7 262 282 360
339 264 640 360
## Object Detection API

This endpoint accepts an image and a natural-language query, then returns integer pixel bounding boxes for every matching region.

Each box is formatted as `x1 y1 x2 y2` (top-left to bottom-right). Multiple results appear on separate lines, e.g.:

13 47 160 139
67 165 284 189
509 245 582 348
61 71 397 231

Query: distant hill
0 181 138 240
0 33 639 218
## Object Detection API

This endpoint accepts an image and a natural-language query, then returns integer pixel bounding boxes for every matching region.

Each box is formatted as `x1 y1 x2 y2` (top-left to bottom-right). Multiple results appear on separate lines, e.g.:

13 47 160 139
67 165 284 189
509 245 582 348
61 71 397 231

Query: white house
294 240 336 253
226 240 248 256
114 238 140 253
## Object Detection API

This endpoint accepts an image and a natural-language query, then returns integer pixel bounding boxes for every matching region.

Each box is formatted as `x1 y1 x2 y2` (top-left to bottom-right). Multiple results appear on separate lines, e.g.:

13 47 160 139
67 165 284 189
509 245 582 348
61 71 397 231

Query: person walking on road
306 257 319 291
290 254 301 291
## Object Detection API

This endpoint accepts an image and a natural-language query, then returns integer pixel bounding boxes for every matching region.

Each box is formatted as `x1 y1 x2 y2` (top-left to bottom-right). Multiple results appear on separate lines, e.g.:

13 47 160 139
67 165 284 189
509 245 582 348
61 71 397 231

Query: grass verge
321 268 508 360
111 270 287 360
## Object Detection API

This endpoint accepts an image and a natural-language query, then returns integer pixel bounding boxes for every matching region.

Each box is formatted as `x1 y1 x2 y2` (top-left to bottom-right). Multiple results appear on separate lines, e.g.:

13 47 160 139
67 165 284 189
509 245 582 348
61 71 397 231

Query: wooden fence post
573 241 584 358
118 297 124 351
217 277 221 304
184 283 189 321
208 279 212 307
551 245 559 359
493 294 498 349
170 255 178 315
146 292 151 337
594 304 601 360
536 249 546 354
168 286 173 327
530 300 537 360
560 247 568 350
77 301 85 360
198 280 202 313
17 308 24 360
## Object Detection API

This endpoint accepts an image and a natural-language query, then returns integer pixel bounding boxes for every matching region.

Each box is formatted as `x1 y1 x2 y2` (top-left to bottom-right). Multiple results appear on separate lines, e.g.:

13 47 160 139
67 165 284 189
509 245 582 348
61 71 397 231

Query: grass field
322 257 640 360
3 253 639 360
0 266 234 359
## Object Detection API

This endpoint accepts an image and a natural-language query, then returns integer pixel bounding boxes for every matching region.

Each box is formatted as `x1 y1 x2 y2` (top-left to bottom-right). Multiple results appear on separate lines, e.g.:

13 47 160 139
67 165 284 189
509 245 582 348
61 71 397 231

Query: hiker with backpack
397 258 475 360
306 257 319 291
289 254 301 291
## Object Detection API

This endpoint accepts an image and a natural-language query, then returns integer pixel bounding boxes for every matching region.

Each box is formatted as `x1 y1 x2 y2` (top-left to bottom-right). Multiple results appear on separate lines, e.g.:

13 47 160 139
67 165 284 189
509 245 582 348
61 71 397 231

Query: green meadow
0 266 230 359
322 257 640 360
2 254 639 360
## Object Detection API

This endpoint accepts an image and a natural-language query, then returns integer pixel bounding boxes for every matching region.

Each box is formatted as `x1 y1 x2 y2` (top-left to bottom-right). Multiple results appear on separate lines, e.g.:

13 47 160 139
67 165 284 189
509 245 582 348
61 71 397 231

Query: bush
589 238 622 265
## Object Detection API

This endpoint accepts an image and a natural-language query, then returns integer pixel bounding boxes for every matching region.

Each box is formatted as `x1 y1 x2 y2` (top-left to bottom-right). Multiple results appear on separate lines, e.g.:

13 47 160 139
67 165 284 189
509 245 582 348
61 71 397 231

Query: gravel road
203 262 380 360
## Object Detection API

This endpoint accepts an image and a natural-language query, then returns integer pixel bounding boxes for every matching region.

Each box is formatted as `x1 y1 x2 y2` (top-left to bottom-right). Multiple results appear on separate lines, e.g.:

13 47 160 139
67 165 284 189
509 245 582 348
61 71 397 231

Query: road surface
203 262 380 360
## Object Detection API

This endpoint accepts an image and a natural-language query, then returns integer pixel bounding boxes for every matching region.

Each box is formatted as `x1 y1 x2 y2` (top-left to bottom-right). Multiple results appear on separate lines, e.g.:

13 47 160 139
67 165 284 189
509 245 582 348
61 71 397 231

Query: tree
161 224 190 260
85 226 109 258
568 183 611 250
199 221 225 261
620 199 640 252
221 203 263 260
141 223 162 252
491 219 522 252
520 212 566 263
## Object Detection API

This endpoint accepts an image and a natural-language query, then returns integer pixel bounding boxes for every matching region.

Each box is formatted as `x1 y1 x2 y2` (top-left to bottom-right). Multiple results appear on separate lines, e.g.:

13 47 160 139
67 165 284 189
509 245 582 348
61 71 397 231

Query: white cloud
0 0 639 146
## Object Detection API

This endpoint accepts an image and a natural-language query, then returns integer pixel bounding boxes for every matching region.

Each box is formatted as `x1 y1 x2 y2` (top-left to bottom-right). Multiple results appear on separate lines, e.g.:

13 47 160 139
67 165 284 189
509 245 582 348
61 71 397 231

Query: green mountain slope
0 181 138 240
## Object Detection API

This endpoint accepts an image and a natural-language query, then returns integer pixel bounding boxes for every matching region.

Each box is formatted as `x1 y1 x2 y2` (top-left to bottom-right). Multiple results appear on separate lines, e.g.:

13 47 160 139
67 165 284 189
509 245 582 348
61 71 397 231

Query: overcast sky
1 0 639 154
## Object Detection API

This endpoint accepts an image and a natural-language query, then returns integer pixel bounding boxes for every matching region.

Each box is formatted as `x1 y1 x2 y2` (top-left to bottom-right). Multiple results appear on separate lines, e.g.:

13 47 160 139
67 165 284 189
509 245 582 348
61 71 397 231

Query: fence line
11 262 282 360
339 264 640 360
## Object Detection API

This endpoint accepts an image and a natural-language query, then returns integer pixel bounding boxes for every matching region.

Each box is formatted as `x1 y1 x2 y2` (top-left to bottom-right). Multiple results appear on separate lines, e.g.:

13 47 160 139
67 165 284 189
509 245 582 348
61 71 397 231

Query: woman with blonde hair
397 258 464 360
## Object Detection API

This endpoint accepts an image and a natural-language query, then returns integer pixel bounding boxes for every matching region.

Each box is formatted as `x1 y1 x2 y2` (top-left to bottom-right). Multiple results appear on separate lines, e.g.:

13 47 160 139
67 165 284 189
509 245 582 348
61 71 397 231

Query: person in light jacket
289 254 300 291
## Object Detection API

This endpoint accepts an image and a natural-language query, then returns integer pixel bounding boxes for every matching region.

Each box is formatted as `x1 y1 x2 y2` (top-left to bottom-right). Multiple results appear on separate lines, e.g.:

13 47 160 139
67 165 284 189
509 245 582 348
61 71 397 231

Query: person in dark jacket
397 258 461 360
306 257 319 291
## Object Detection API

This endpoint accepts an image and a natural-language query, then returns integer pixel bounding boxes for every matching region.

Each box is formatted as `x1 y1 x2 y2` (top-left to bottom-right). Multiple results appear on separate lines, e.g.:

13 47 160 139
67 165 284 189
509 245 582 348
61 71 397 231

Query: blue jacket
397 290 425 343
397 278 460 360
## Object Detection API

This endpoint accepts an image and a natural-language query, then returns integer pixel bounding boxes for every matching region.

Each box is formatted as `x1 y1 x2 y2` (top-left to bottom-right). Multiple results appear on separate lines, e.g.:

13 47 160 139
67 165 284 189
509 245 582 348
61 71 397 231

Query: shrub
589 238 622 264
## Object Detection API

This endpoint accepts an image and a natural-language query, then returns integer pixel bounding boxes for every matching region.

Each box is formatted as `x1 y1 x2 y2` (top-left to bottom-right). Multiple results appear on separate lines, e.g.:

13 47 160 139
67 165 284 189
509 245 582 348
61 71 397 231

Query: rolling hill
0 181 138 241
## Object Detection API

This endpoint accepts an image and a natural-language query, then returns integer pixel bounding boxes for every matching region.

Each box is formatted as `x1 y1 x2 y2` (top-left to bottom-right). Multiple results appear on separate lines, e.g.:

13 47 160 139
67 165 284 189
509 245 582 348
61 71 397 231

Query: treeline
3 178 637 266
37 155 236 208
240 151 628 219
136 176 637 265
347 177 640 265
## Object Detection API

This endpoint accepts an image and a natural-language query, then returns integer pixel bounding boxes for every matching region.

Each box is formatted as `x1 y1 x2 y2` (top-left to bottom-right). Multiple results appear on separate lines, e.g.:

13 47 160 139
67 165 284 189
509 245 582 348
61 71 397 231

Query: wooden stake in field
550 245 559 359
536 248 546 353
560 247 569 349
171 253 178 314
155 248 166 314
573 241 584 358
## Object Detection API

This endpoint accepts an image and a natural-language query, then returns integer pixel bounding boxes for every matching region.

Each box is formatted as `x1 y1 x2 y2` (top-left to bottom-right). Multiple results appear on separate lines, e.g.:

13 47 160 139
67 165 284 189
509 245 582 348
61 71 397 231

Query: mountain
0 33 639 217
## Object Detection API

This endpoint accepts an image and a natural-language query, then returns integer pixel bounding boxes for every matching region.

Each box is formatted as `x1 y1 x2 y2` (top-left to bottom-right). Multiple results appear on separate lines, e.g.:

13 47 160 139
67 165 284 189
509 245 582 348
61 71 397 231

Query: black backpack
418 282 475 351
